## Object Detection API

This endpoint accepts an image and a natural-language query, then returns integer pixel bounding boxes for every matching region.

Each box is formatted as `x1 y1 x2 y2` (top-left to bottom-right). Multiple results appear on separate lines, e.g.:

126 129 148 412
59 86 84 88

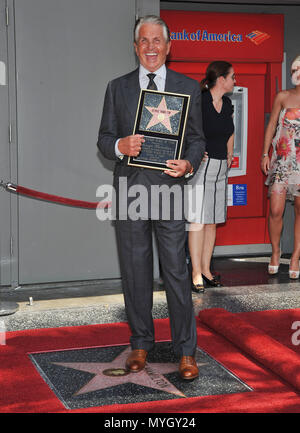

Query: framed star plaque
128 89 190 170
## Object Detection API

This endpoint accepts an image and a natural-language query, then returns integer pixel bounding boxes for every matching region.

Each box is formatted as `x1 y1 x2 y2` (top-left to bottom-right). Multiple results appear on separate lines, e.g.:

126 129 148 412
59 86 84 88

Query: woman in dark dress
187 61 235 291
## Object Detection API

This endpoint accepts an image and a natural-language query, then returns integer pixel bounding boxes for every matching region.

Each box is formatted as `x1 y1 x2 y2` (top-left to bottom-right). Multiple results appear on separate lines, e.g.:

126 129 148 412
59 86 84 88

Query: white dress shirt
139 64 166 92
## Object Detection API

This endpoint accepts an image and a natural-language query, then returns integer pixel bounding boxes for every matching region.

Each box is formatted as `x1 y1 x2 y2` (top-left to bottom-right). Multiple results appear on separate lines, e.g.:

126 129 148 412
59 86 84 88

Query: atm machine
161 10 284 255
227 86 248 211
229 87 248 178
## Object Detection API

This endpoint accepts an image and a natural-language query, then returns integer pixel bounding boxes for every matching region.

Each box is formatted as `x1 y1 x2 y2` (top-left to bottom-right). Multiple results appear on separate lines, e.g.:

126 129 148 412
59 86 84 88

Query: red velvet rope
4 183 110 209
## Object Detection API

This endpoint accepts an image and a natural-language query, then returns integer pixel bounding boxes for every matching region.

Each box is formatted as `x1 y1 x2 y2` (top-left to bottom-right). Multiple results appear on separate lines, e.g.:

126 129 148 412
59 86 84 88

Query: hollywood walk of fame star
145 97 180 133
52 346 206 398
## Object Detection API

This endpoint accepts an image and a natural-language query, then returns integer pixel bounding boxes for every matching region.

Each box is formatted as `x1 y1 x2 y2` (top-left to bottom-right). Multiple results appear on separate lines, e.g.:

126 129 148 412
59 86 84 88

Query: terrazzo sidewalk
1 256 299 332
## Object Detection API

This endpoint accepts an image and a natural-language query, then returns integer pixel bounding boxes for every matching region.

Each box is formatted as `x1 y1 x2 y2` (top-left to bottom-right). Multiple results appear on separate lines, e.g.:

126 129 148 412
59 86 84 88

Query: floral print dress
266 108 300 201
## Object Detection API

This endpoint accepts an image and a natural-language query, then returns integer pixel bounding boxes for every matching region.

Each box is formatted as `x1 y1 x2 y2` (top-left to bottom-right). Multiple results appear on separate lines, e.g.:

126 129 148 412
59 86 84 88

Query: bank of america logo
246 30 270 45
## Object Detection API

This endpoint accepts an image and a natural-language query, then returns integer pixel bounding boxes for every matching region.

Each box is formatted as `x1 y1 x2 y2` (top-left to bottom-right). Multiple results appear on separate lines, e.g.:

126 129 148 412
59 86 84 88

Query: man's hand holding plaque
118 134 145 157
164 159 193 177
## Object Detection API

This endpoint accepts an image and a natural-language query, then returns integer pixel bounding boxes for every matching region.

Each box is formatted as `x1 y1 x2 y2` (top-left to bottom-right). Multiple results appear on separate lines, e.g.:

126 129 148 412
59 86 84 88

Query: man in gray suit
97 15 205 380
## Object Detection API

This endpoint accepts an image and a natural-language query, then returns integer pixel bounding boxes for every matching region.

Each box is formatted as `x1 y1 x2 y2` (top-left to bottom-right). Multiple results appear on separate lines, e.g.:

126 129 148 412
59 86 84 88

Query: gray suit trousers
115 170 197 357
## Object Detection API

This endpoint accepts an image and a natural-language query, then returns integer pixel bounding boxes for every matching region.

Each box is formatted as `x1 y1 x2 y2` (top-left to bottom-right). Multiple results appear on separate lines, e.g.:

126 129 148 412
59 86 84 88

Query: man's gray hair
134 15 170 43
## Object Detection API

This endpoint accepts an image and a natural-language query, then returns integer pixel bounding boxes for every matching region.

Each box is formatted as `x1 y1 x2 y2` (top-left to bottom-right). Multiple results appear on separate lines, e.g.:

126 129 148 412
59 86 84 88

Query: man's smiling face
134 23 171 72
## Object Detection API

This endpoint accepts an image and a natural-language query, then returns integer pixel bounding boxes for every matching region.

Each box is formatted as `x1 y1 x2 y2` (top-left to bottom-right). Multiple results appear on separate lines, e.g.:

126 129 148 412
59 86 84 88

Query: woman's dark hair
200 61 233 91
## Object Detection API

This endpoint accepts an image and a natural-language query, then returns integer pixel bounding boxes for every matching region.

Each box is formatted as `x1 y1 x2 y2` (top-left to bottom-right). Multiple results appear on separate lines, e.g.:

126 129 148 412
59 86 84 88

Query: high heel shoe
268 251 281 275
289 258 299 279
202 274 223 287
268 264 279 275
289 269 299 279
192 281 205 293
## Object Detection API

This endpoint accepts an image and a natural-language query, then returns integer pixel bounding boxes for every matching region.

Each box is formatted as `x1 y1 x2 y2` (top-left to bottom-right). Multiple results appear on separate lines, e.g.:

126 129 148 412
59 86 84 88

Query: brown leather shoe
125 349 148 373
179 356 199 380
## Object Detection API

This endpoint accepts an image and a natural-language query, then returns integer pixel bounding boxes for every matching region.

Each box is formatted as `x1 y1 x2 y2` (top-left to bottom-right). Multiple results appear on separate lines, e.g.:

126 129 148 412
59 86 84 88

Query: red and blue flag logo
246 30 270 45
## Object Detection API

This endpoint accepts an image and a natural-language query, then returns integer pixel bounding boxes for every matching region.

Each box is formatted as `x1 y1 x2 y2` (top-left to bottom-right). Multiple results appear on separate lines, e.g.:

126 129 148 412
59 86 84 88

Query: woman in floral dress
261 55 300 279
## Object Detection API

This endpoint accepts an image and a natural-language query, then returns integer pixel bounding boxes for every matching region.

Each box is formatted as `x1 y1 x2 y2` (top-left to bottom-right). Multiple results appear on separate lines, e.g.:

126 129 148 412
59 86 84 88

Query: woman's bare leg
268 190 286 266
201 224 216 280
290 196 300 274
188 223 204 285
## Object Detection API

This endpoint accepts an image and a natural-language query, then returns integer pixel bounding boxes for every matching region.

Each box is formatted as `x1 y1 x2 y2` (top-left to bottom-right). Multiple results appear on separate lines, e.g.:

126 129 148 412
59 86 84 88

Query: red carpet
198 308 300 392
1 309 300 413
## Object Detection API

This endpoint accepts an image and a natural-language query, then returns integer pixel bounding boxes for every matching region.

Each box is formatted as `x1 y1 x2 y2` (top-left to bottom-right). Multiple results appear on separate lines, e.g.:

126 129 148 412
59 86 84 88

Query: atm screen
228 86 248 178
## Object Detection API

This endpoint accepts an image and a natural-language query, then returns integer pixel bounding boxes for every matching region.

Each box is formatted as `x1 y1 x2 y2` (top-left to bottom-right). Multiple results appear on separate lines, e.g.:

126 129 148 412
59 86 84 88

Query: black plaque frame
128 89 190 170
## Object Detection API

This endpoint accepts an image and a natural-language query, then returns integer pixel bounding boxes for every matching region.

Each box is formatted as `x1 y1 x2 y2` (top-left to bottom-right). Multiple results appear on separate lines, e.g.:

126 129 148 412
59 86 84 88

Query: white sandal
289 269 300 279
268 264 279 275
289 257 299 279
268 250 281 275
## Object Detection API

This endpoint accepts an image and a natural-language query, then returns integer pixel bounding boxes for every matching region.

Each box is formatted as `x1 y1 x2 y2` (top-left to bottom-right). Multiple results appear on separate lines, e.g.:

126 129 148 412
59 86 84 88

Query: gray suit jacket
97 67 206 180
